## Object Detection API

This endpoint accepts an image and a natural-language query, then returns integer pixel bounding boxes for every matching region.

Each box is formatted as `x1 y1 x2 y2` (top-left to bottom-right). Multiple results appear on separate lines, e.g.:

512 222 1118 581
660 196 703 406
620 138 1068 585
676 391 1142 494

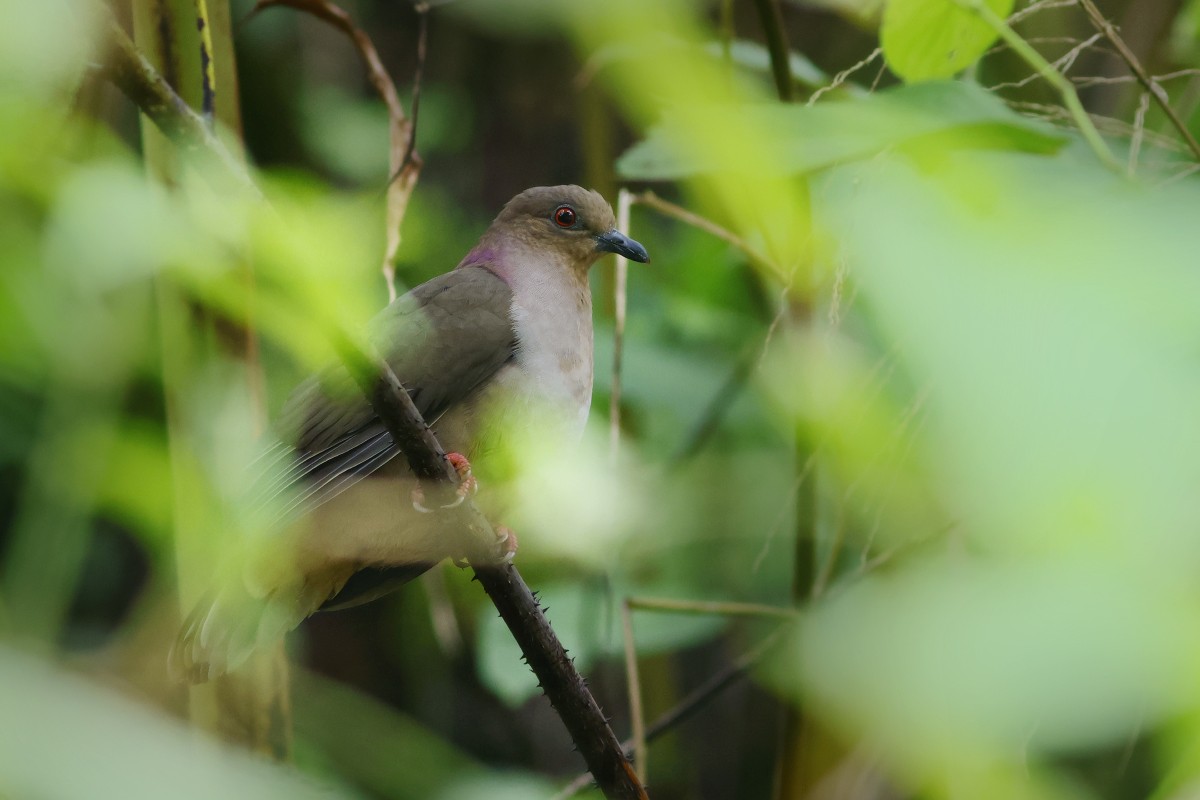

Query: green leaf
881 0 1014 81
617 81 1063 180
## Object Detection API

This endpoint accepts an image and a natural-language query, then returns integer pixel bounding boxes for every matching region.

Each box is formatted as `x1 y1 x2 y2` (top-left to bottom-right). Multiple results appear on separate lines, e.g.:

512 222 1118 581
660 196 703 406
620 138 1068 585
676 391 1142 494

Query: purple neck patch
457 243 510 282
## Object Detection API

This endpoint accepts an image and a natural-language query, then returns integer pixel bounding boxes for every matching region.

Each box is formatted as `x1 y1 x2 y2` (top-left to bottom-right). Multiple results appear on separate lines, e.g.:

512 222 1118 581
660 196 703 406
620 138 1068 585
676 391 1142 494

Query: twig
1006 0 1078 26
629 191 782 281
396 2 429 177
333 338 648 800
751 0 794 101
987 32 1103 91
553 625 792 800
611 189 633 466
1129 90 1150 176
626 597 798 619
669 339 760 464
807 48 880 106
1076 0 1200 161
100 19 257 196
956 0 1122 172
620 600 647 785
193 0 216 120
250 0 423 301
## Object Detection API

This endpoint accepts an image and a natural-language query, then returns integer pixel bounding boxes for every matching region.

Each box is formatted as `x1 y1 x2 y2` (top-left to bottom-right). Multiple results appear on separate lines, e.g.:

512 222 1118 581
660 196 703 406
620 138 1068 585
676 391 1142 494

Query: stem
630 191 783 281
751 0 794 102
610 188 633 466
958 0 1122 172
626 597 798 620
621 600 647 785
1076 0 1200 161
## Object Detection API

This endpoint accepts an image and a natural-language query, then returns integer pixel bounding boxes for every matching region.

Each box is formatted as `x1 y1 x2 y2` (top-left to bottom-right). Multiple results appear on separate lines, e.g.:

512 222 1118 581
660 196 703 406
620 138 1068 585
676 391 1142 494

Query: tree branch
334 339 649 800
100 18 257 196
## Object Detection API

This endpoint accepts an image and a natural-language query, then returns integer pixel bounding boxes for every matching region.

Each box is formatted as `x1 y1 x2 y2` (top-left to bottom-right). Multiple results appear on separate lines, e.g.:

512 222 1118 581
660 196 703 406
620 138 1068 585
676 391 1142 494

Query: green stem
958 0 1122 172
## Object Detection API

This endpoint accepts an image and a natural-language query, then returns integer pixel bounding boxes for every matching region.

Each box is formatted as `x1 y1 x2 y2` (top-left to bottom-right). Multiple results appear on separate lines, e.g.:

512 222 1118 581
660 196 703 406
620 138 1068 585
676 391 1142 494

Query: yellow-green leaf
882 0 1014 82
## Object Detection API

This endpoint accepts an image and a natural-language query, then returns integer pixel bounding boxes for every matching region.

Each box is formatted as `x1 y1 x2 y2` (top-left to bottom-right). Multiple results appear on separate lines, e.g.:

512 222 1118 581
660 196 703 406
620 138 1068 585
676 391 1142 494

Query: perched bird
172 185 649 682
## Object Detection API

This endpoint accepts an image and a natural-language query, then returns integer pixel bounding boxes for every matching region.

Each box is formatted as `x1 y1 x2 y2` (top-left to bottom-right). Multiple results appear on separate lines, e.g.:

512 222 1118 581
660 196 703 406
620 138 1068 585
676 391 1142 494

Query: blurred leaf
881 0 1013 81
617 81 1063 180
0 646 360 799
0 0 99 97
770 557 1197 778
293 670 484 799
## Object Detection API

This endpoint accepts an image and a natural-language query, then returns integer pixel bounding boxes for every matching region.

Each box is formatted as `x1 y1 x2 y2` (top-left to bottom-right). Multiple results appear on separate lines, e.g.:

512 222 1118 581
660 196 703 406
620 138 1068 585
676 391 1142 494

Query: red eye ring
553 205 577 228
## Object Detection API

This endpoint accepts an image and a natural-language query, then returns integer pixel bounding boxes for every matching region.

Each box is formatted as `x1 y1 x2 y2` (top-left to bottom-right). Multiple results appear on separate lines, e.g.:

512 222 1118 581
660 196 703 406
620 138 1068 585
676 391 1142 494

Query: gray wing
258 266 516 519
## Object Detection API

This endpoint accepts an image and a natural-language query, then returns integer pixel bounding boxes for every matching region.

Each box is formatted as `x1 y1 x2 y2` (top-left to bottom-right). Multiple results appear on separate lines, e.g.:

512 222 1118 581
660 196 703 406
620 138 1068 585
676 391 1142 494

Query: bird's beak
595 229 650 263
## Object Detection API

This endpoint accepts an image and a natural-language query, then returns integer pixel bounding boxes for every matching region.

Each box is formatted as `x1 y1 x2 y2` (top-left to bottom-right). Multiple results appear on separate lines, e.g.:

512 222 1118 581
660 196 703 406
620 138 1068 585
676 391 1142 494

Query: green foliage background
3 0 1200 798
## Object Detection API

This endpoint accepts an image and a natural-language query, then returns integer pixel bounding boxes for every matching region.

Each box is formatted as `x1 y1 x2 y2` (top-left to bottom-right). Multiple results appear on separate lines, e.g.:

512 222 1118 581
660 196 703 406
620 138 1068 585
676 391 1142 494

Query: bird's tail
169 580 305 684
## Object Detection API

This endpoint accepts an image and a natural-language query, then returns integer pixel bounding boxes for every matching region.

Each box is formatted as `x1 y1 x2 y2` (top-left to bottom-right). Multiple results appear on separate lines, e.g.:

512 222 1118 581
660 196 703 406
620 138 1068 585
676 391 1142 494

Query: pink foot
411 452 477 513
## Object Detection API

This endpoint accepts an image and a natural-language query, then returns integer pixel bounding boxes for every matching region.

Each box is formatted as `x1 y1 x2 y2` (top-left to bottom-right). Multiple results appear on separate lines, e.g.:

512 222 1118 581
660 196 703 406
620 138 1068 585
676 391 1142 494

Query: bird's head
492 185 650 270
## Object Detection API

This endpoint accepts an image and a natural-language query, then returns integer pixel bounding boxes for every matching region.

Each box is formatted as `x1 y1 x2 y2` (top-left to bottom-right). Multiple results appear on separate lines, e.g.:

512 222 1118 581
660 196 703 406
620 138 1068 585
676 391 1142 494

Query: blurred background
4 0 1200 798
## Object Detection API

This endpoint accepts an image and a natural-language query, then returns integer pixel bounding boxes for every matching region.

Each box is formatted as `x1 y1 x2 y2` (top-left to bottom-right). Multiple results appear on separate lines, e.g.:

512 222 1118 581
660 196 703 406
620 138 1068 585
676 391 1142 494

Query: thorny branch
336 345 648 800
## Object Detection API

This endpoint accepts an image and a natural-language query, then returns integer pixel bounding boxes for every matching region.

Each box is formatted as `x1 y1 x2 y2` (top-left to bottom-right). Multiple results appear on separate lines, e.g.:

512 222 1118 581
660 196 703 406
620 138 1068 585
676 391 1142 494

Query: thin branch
620 600 647 785
1076 0 1200 161
669 338 760 464
332 337 648 800
629 191 783 281
1006 0 1078 25
611 189 633 466
751 0 794 101
553 625 792 800
397 2 429 177
626 597 799 620
807 48 880 106
956 0 1122 172
987 32 1103 91
1129 90 1150 177
100 19 257 196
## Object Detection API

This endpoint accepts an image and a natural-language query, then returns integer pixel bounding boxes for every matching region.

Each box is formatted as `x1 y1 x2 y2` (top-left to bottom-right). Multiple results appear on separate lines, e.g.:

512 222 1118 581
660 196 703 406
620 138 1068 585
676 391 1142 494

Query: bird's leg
410 451 478 513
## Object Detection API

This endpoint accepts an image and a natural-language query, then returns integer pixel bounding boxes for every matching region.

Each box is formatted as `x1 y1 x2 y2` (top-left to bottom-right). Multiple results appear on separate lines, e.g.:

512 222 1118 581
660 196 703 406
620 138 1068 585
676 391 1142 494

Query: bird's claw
410 452 477 513
447 452 478 499
495 526 518 563
451 525 518 569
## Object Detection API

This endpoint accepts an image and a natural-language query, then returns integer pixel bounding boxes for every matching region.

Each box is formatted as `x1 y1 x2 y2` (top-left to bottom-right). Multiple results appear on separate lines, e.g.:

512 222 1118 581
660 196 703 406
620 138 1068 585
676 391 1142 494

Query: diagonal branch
1076 0 1200 162
333 338 649 800
100 18 257 196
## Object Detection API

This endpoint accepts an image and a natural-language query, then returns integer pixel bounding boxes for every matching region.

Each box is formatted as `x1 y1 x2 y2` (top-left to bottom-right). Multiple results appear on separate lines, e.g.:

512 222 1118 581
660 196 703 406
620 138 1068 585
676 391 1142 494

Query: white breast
507 263 594 440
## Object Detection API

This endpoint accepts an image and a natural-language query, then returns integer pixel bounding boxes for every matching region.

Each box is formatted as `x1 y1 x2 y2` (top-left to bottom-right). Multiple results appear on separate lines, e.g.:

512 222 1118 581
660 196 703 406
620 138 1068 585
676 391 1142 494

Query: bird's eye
553 205 577 228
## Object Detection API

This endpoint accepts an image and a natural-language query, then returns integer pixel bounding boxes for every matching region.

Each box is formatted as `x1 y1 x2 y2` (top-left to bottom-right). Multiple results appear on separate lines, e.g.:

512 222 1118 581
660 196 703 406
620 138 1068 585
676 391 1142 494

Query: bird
171 185 650 682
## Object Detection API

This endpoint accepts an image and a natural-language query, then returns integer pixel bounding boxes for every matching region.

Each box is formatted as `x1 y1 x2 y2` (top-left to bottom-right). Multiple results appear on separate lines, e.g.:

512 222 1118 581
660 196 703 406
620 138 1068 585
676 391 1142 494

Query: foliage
3 0 1200 798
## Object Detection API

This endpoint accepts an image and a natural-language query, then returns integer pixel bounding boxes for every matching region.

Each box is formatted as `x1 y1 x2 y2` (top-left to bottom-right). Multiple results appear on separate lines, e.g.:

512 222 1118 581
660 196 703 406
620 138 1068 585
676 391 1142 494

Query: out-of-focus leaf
0 0 99 96
754 145 1200 786
881 0 1013 81
617 81 1063 180
0 646 360 800
292 670 484 799
584 37 829 93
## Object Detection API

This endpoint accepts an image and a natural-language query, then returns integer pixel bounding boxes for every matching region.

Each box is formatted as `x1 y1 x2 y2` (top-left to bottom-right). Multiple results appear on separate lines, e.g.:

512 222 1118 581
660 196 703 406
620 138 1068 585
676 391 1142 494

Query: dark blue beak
595 229 650 263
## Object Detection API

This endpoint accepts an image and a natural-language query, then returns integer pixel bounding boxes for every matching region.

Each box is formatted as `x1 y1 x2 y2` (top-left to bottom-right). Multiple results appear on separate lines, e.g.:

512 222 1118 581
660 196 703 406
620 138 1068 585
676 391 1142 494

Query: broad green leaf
881 0 1014 81
617 81 1063 180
